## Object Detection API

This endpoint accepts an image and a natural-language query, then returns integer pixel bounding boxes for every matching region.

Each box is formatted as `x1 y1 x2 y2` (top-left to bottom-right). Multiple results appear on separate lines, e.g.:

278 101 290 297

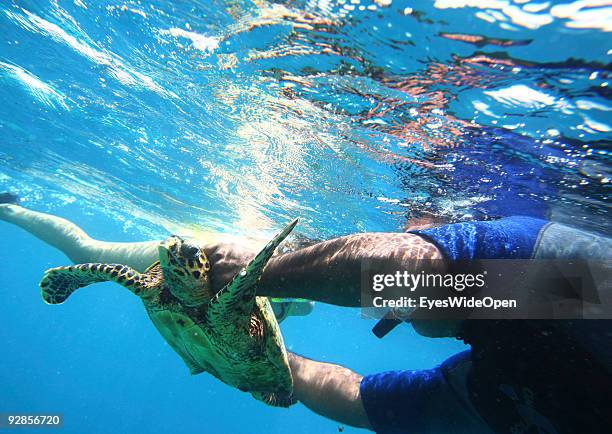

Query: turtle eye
181 244 199 259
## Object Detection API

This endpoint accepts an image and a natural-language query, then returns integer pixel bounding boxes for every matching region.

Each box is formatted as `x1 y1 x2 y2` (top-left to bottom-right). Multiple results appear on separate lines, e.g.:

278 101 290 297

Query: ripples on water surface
0 0 610 239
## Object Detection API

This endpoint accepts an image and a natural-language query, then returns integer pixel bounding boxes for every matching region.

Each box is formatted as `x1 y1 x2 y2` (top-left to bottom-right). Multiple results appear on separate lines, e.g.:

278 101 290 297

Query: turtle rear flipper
206 218 298 327
40 263 158 304
252 391 297 408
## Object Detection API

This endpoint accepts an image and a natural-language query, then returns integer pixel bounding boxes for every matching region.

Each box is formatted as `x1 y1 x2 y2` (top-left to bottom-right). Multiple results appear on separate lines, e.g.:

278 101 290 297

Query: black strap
372 310 403 338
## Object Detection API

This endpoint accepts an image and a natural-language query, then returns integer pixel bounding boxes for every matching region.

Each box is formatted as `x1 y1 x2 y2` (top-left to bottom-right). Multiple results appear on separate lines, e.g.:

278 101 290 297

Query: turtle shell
144 289 294 404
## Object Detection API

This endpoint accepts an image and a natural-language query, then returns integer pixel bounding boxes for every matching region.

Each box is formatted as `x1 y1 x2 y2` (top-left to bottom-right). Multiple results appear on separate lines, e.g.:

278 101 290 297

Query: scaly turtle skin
39 219 299 407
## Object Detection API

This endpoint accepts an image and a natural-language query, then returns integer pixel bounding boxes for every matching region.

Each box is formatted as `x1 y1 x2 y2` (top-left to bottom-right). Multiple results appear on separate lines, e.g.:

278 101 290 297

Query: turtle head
159 236 212 307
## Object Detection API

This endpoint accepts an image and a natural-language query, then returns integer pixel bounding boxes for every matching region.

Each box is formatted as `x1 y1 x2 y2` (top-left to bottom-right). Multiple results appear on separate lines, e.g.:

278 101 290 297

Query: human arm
206 232 446 307
0 204 159 272
286 350 490 433
288 352 371 429
204 234 463 338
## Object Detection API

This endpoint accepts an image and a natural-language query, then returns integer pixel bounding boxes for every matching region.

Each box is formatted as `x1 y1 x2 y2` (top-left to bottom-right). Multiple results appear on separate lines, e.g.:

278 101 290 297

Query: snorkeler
1 194 610 433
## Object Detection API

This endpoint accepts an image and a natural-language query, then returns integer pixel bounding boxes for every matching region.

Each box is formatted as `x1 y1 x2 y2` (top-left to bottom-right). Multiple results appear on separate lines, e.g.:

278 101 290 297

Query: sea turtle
39 219 299 407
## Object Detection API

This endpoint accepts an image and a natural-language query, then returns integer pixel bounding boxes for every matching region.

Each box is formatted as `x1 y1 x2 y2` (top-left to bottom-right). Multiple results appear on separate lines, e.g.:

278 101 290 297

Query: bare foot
0 192 19 204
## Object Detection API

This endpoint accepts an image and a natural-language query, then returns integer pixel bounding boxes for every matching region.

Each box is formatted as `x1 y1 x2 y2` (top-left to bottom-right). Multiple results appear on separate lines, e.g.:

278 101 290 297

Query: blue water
0 1 610 433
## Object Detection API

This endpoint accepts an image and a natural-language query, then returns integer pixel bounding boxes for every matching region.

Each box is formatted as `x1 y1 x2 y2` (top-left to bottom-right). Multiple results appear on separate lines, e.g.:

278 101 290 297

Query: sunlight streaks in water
485 84 560 110
0 0 610 237
0 61 69 110
550 0 612 31
159 28 220 54
435 0 612 31
5 7 176 98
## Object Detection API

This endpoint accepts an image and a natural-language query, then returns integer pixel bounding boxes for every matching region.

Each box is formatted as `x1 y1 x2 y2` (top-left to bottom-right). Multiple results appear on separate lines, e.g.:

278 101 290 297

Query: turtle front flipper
252 391 297 408
206 218 298 326
40 263 158 304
